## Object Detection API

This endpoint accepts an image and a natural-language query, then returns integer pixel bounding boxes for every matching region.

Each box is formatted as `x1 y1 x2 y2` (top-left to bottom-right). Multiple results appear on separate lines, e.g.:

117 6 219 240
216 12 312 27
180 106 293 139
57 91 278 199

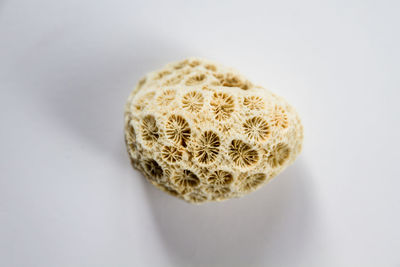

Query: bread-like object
124 58 303 204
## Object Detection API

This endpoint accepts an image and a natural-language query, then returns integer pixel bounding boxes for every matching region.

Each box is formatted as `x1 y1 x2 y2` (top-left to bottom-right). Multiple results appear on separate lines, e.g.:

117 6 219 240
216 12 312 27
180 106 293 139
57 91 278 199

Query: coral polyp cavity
125 58 303 203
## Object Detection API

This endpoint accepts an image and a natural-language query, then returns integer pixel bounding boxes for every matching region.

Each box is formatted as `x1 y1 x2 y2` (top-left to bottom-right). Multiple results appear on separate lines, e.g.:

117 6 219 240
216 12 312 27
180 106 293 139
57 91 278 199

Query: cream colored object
124 58 303 204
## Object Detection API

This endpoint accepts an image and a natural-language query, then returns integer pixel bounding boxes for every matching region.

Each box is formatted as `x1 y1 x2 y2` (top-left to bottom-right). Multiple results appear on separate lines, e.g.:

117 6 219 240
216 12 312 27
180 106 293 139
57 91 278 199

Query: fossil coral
125 121 137 154
268 143 291 168
207 170 233 186
243 117 270 142
195 131 221 165
210 92 235 121
125 58 303 203
182 91 204 112
186 73 206 85
140 115 159 145
243 95 265 110
142 159 163 182
165 115 191 147
161 145 182 163
229 139 259 168
239 173 267 192
270 105 289 129
156 89 176 106
171 170 200 193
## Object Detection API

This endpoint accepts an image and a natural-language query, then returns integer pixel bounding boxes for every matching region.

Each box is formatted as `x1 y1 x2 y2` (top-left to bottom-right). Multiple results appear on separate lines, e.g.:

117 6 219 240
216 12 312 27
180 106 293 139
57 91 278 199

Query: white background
1 0 399 266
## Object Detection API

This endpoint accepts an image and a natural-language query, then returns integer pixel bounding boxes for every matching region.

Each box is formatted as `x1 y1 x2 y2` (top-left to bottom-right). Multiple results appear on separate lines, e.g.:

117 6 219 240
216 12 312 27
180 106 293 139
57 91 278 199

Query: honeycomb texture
125 58 303 204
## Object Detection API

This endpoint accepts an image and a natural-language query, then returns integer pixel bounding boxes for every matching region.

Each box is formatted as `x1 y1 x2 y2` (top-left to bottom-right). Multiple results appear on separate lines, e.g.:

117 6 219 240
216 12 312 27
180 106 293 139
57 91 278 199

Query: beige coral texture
124 58 303 204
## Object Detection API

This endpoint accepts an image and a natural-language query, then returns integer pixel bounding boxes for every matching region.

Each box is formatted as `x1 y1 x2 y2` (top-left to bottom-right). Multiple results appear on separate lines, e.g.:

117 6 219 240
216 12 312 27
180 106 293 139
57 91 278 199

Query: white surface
1 0 399 266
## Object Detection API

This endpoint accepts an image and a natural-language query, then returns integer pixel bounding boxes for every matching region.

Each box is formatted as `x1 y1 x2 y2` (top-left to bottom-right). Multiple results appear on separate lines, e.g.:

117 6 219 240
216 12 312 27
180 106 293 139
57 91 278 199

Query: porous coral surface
125 58 303 203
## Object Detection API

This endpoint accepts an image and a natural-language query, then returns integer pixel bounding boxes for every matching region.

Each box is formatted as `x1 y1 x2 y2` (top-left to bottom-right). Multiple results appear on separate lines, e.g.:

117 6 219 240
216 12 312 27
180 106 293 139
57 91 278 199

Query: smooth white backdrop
1 0 399 266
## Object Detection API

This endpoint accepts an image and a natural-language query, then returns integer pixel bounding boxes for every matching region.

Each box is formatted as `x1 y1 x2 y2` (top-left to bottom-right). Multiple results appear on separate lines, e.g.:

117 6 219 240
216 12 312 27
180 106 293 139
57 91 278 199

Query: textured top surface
125 58 303 203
